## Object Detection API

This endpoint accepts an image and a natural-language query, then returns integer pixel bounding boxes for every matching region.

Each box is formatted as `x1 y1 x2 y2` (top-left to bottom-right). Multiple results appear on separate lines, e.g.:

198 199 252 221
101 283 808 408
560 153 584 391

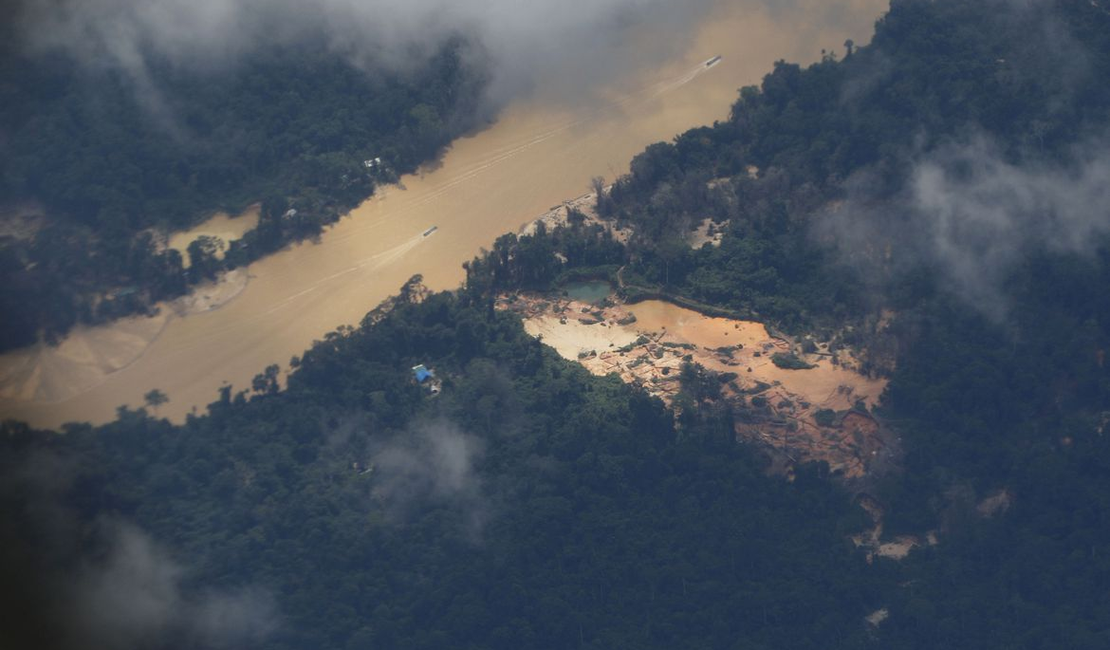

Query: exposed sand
866 608 890 627
0 311 171 403
522 315 640 359
688 218 726 248
628 300 771 350
170 268 251 315
503 294 889 478
522 191 633 244
0 0 887 428
0 269 249 404
167 206 260 267
852 494 938 563
875 538 921 560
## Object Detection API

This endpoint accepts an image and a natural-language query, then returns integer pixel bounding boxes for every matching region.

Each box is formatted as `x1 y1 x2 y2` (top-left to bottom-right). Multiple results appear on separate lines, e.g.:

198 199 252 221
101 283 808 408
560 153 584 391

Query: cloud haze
12 0 722 105
72 521 277 650
0 447 276 650
371 419 489 534
912 138 1110 307
822 135 1110 317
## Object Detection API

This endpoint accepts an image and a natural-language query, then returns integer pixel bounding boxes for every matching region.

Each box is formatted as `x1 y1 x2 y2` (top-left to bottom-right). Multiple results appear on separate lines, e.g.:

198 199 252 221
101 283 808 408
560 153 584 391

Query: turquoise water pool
564 280 612 304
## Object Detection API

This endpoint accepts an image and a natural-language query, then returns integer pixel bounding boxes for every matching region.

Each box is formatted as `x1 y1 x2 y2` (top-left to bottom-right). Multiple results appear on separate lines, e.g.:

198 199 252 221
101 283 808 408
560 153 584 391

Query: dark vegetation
5 0 1110 648
445 1 1110 645
870 257 1110 648
0 36 486 350
2 287 889 650
770 352 816 370
597 0 1110 332
600 0 1110 646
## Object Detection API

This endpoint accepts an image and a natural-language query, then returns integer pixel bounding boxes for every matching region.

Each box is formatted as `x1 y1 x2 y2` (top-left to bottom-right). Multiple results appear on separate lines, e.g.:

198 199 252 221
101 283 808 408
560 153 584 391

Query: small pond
563 280 612 304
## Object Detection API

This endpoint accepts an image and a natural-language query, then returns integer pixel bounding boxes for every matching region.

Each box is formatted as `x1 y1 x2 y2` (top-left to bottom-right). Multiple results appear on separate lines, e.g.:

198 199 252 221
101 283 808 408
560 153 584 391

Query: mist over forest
0 0 742 350
5 0 1110 648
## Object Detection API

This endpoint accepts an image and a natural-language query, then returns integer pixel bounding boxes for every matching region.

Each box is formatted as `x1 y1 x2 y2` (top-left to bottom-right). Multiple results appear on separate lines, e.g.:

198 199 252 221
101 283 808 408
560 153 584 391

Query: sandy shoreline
520 190 632 244
167 206 260 266
0 269 249 404
0 0 888 429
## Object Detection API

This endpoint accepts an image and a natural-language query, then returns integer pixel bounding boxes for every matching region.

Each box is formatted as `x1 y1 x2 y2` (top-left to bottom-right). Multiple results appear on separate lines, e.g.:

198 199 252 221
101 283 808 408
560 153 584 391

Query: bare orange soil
500 292 890 479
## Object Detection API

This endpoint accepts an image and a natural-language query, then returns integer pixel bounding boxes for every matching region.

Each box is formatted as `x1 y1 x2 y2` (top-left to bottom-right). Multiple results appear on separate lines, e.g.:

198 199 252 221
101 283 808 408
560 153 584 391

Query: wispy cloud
371 419 489 536
821 134 1110 317
0 447 276 650
12 0 724 106
912 137 1110 310
71 520 277 650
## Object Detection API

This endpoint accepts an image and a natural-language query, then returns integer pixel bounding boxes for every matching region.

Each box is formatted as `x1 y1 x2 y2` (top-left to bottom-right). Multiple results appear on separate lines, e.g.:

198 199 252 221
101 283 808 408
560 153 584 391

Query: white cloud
371 419 489 535
13 0 721 105
71 520 277 650
909 136 1110 313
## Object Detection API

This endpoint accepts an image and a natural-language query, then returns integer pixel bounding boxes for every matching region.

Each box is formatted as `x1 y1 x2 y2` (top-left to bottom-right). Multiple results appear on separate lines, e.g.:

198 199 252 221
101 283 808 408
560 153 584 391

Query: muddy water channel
0 0 885 428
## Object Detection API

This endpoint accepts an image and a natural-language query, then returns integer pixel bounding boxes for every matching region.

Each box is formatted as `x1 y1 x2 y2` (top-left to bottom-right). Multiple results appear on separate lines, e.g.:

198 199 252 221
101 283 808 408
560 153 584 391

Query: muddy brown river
0 0 885 428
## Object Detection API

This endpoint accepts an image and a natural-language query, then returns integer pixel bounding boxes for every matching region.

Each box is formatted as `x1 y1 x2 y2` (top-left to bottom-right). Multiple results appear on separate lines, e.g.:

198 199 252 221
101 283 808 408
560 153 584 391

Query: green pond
564 280 612 304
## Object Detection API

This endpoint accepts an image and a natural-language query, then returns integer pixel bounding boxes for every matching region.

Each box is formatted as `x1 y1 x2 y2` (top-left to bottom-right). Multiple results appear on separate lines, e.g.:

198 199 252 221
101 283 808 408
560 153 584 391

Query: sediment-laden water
0 0 885 428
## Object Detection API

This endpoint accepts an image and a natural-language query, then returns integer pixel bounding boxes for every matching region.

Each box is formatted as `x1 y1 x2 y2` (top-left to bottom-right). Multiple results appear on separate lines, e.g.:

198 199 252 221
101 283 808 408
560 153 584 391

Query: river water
0 0 885 428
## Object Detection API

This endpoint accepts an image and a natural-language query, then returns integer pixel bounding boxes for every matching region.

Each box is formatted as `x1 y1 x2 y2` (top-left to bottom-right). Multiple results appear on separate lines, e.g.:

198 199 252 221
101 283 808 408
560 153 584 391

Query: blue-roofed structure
411 364 441 395
412 364 434 383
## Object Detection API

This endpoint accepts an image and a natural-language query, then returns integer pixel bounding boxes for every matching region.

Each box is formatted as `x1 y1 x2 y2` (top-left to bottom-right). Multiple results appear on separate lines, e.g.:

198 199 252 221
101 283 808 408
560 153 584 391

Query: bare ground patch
500 291 891 479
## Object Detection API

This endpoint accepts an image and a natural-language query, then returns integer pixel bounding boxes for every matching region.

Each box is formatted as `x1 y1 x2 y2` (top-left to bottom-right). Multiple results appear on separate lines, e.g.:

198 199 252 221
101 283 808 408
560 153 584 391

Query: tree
591 176 610 217
252 364 281 395
143 389 169 414
656 235 689 287
186 235 225 283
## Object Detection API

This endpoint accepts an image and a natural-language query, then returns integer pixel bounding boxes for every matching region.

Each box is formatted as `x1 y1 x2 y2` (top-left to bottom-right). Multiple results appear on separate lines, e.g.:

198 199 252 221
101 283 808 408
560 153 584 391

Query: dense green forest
0 32 487 350
6 0 1110 648
2 284 894 649
430 0 1110 644
598 0 1110 645
597 0 1110 332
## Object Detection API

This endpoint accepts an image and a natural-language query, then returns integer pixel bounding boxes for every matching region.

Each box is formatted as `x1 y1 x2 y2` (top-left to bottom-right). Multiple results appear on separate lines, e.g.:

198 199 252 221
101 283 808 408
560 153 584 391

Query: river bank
0 270 250 404
0 0 887 429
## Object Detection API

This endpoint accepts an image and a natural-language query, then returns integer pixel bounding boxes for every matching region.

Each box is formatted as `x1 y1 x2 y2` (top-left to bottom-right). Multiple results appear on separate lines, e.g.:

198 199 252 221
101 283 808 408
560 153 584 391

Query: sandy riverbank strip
0 269 250 404
520 190 633 244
